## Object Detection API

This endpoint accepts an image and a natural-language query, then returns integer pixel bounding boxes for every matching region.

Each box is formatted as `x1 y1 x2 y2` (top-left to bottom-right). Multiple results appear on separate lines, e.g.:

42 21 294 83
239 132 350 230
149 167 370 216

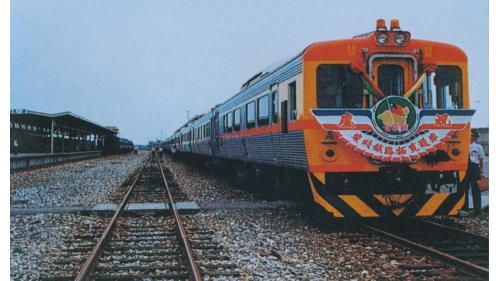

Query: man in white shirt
463 130 485 215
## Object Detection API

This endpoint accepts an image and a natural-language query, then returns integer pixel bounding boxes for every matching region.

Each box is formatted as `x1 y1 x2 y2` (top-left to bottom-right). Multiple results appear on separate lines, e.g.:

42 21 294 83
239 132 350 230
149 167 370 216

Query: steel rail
157 157 203 281
361 222 489 279
411 218 489 244
74 155 151 281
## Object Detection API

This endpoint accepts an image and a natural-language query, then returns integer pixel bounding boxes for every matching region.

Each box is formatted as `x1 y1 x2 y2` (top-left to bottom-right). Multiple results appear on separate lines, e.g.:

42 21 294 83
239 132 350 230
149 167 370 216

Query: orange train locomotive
164 19 474 218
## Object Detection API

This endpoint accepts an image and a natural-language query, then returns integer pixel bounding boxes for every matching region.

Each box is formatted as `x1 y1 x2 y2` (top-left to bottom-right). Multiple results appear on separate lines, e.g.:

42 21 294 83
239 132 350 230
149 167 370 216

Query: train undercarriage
168 151 466 218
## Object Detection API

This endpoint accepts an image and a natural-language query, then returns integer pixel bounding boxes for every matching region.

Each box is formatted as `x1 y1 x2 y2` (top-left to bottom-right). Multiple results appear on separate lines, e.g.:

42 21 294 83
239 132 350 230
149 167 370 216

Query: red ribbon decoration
351 60 386 99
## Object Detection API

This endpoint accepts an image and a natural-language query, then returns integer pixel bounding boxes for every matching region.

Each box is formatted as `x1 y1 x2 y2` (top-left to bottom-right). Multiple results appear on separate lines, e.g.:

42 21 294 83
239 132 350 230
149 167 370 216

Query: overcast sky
11 0 488 144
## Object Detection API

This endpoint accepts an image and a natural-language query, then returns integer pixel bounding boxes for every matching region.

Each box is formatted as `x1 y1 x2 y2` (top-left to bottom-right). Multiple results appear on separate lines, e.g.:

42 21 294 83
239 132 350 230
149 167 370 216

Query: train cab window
258 95 269 126
377 64 404 96
227 112 233 133
246 101 256 129
288 82 297 120
271 91 278 123
317 64 363 108
433 66 463 109
234 108 241 131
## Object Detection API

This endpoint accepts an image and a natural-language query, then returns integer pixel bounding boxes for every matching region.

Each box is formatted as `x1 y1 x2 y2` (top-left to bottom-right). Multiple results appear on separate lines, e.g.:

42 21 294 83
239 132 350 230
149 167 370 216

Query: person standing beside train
463 130 485 215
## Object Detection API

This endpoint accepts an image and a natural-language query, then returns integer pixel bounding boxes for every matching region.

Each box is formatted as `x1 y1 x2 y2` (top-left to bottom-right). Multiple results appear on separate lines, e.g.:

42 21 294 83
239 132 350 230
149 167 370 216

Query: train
163 19 474 218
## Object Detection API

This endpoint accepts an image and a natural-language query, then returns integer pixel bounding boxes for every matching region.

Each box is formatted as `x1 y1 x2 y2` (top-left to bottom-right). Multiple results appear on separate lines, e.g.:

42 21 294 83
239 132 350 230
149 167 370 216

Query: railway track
43 155 239 280
361 217 488 280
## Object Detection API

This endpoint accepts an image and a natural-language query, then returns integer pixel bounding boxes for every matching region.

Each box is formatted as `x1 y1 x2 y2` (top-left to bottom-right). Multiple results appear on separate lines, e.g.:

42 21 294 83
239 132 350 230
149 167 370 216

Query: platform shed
10 109 116 155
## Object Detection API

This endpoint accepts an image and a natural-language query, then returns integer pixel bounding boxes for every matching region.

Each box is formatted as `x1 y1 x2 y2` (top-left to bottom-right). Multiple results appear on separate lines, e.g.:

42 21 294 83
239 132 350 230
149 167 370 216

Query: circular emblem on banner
372 96 418 139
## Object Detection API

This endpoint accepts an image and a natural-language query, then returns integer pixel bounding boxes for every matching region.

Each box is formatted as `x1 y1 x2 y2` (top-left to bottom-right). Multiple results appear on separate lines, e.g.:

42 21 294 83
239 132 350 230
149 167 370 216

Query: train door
371 56 418 104
269 87 281 161
210 109 220 155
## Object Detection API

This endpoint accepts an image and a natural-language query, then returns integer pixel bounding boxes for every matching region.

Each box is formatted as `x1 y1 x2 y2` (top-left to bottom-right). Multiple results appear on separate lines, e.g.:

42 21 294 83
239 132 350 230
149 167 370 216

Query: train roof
303 32 467 62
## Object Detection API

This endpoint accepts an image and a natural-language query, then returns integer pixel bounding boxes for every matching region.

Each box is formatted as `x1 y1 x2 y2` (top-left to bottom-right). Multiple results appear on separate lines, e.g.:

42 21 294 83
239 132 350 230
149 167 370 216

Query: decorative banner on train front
311 96 475 162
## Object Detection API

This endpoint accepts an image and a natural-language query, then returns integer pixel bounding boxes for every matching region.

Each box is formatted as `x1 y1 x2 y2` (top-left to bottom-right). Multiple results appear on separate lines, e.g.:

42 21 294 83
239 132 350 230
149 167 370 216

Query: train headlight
376 32 389 45
394 32 406 45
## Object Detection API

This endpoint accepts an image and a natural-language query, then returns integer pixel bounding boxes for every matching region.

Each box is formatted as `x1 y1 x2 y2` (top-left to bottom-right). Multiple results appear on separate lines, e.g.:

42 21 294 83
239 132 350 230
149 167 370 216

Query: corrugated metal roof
10 109 116 135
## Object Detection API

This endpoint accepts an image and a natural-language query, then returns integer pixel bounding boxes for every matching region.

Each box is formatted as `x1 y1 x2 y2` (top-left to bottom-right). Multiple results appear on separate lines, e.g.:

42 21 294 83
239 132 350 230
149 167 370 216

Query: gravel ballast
10 154 488 280
165 156 487 280
11 152 147 208
10 213 108 281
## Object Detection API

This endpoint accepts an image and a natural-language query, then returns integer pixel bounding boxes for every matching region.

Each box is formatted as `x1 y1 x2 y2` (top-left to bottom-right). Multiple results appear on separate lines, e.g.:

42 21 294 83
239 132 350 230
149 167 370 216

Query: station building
10 109 117 155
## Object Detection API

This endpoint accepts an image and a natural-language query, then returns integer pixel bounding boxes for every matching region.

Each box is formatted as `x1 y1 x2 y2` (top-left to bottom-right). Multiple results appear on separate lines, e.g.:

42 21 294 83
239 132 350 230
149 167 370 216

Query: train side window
234 108 241 131
227 112 233 133
246 101 256 129
288 82 297 120
316 64 363 108
433 66 463 109
271 91 278 123
258 95 269 126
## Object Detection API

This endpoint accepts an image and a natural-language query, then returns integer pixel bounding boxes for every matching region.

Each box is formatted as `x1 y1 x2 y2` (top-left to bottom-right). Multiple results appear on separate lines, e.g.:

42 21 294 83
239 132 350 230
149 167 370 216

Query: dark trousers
463 162 482 212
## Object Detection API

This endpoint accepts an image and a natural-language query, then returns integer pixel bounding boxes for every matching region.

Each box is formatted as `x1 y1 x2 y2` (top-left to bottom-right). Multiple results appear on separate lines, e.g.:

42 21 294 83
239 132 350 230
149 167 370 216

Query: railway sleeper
39 276 76 281
101 248 180 256
99 254 183 263
191 244 222 250
94 272 189 280
95 264 188 273
198 263 239 269
107 235 175 243
105 244 179 251
119 230 177 236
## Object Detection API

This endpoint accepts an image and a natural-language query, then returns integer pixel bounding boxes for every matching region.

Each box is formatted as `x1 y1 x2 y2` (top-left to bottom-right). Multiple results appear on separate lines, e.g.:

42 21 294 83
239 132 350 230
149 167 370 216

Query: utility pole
187 110 190 121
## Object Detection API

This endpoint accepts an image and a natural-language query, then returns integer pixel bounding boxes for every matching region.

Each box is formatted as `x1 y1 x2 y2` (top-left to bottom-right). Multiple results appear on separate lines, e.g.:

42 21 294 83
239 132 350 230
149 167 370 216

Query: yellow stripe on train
307 173 344 217
339 195 379 217
416 193 449 216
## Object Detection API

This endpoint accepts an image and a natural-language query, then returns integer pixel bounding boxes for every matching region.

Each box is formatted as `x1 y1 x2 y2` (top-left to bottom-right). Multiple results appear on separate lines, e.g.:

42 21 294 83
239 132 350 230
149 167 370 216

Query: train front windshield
316 64 464 110
316 64 363 108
